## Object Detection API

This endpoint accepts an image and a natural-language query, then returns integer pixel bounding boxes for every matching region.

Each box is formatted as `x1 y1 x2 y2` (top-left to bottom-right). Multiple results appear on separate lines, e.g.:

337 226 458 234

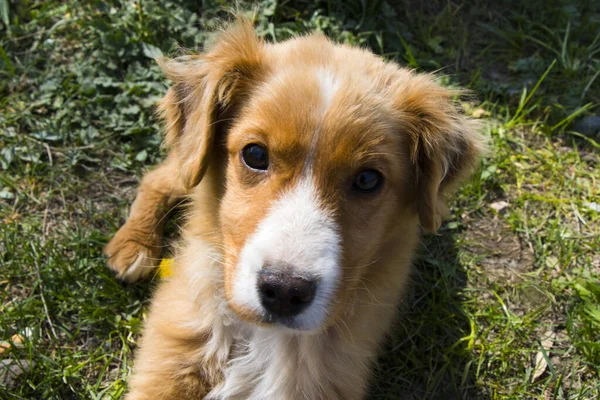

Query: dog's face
158 21 482 332
220 65 415 331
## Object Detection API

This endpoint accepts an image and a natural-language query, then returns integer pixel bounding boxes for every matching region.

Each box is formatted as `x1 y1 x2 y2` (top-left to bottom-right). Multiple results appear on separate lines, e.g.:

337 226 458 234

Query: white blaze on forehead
305 68 340 169
316 68 340 116
232 177 341 331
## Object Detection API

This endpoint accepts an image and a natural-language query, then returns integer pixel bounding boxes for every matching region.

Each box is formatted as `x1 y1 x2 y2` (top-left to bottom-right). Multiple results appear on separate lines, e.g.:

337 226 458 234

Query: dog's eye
242 144 269 171
352 169 383 193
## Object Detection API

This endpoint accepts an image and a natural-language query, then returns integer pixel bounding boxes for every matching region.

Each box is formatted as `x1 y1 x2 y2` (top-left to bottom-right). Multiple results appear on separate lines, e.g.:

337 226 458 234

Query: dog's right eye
242 144 269 171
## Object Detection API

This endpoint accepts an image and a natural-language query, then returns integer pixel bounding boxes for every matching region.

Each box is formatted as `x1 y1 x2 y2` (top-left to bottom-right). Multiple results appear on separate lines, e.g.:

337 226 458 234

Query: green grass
1 0 599 399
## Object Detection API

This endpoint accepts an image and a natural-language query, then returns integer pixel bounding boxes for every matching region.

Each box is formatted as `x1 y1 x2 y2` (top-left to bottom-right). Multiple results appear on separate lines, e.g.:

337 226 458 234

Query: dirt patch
461 216 535 284
591 255 600 277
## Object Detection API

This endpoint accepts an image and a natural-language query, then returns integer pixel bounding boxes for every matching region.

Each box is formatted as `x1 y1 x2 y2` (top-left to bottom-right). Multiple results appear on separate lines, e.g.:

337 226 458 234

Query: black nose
257 269 317 318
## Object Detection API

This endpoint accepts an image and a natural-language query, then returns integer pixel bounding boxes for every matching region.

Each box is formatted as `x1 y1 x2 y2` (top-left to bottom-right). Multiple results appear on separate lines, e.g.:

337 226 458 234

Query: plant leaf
142 43 163 59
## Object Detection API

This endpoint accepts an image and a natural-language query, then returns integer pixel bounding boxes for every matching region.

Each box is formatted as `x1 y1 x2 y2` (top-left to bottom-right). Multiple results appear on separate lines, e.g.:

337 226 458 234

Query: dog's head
158 20 483 332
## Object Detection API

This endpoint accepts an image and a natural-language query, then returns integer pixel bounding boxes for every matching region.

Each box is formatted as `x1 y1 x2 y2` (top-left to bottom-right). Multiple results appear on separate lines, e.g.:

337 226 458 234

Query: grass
1 0 599 399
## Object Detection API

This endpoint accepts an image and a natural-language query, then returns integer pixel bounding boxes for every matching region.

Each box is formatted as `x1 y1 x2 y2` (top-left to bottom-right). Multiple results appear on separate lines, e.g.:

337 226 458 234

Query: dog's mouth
227 296 329 333
260 313 310 331
257 307 328 333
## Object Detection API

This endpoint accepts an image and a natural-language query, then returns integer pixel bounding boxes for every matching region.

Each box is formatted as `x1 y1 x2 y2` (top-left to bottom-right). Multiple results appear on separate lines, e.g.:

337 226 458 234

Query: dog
104 18 484 400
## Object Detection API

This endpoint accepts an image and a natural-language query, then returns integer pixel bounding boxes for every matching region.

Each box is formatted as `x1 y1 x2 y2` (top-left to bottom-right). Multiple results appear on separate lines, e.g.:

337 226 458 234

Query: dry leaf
472 108 488 118
545 256 559 269
0 334 25 355
490 201 510 212
532 330 556 382
10 334 24 346
585 202 600 212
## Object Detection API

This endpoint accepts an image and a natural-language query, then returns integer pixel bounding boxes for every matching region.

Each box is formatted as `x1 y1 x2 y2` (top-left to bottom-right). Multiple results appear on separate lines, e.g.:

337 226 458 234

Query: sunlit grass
1 0 599 399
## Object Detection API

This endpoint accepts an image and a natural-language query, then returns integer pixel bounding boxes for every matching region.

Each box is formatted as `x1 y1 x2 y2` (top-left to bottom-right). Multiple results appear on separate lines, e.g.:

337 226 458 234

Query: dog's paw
104 225 161 283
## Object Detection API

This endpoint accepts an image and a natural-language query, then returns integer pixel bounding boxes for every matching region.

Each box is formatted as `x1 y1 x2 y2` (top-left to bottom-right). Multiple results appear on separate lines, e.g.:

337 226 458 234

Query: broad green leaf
142 43 163 59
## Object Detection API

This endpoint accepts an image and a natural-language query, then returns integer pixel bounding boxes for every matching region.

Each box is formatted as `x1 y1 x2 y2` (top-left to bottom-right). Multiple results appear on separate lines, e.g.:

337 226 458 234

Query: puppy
104 18 483 400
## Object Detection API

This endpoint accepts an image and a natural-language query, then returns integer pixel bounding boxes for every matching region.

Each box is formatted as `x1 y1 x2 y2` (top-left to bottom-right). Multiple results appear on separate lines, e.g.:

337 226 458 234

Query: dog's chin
227 301 326 334
259 313 324 334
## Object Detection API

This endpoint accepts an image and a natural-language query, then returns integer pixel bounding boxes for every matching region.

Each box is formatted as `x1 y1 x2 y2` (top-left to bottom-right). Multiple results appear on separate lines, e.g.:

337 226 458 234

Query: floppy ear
156 19 265 189
393 73 484 232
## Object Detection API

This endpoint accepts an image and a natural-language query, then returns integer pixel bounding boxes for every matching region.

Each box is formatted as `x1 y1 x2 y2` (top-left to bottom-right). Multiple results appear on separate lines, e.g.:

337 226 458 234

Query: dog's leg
104 155 187 282
125 273 224 400
125 326 211 400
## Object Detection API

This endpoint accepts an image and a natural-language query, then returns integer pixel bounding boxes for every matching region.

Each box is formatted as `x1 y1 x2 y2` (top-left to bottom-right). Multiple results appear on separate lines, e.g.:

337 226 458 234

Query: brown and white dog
104 18 483 400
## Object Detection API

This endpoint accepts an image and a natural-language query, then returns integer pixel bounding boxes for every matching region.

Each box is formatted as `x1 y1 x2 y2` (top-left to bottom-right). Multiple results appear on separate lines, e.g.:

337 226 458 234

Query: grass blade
0 0 9 26
561 21 570 67
0 43 15 76
551 103 594 132
507 59 557 128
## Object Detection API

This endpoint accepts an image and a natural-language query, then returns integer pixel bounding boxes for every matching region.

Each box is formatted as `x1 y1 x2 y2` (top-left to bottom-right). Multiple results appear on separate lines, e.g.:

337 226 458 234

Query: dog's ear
156 19 265 189
392 73 484 232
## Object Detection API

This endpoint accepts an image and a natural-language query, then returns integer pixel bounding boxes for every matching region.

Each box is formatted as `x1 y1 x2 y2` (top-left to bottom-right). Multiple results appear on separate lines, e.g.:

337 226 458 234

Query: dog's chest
206 326 341 400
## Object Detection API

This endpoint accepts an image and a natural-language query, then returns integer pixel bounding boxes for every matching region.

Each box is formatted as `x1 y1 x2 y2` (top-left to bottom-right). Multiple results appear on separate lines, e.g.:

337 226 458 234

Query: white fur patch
206 326 356 400
231 177 341 331
316 69 339 117
207 329 305 399
305 69 340 167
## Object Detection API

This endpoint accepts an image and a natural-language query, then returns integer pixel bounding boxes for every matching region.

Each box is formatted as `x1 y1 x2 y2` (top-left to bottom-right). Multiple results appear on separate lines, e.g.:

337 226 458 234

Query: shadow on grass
369 230 488 400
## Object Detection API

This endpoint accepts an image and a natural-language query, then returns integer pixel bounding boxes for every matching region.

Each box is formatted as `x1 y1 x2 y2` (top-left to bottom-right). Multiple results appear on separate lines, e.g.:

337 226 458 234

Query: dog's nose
257 269 317 318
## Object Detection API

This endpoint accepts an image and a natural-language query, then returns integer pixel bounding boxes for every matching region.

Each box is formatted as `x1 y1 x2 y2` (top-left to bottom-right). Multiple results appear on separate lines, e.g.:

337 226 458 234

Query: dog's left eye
242 144 269 171
352 169 383 193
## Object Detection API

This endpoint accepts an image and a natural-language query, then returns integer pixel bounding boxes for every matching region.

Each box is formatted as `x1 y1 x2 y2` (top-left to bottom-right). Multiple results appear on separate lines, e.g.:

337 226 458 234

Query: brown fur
105 18 484 399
